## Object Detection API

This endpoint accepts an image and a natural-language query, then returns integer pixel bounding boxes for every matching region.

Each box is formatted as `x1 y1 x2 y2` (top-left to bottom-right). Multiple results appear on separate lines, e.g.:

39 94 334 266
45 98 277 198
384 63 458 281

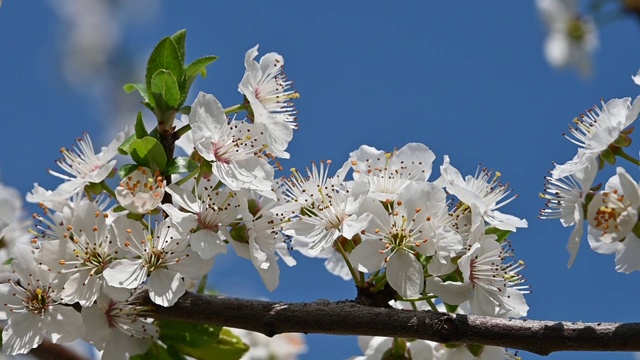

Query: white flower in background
231 327 307 360
104 217 214 306
162 182 239 259
0 244 85 355
280 160 351 212
587 168 640 273
437 156 527 232
536 0 598 77
82 292 157 360
351 182 458 298
33 200 125 306
239 45 298 159
48 128 129 197
0 182 32 260
427 226 529 318
285 179 372 255
540 154 597 267
587 167 640 244
554 97 640 178
229 190 295 291
349 143 436 201
189 91 276 199
350 336 438 360
115 166 165 214
633 69 640 86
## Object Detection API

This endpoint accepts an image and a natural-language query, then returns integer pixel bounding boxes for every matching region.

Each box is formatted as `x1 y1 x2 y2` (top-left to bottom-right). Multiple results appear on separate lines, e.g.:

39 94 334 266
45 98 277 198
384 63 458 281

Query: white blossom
115 166 165 214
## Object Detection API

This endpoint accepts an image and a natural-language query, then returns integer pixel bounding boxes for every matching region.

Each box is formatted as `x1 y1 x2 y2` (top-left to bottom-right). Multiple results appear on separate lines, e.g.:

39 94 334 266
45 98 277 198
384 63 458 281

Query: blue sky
1 1 640 359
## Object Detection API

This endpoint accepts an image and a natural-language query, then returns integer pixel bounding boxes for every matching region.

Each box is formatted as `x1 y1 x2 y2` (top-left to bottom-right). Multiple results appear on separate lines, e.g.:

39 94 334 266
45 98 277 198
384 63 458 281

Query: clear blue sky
1 1 640 359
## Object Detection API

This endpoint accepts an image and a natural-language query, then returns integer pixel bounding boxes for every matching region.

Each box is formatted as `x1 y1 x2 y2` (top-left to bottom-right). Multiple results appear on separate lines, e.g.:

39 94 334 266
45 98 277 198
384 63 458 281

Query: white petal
386 251 424 298
103 259 147 288
148 270 185 307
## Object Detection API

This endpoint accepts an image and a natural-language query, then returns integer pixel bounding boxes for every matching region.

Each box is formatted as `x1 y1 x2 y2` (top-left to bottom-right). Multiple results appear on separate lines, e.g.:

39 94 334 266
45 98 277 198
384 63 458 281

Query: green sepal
484 226 512 243
130 136 167 171
601 148 616 165
165 345 189 360
166 157 199 175
126 212 145 221
444 303 459 314
118 164 140 179
151 69 181 111
135 112 149 139
185 55 218 86
130 342 175 360
112 205 127 213
85 182 103 195
200 160 213 176
466 343 485 357
158 319 250 360
613 135 632 147
145 37 184 101
170 29 187 63
178 105 191 115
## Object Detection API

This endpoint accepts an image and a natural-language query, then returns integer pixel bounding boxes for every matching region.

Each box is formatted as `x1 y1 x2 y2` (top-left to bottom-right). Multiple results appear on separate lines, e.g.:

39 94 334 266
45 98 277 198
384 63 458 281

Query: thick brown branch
147 292 640 356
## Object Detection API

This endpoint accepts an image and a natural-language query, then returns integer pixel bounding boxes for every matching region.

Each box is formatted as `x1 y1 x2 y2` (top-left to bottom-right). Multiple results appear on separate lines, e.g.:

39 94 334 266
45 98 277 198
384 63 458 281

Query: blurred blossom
536 0 598 77
230 328 307 360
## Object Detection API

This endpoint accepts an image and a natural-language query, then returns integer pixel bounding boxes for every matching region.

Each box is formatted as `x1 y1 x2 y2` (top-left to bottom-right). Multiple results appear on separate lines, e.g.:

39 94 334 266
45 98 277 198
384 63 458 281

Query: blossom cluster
0 39 530 360
540 73 640 273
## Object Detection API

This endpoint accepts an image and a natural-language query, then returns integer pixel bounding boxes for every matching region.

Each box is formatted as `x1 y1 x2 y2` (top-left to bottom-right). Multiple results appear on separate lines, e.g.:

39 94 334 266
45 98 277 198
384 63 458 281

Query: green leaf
166 157 199 175
185 55 218 82
178 105 191 115
135 112 148 139
145 37 184 94
130 136 167 171
484 226 512 243
131 342 174 360
171 327 249 360
170 29 187 63
118 164 139 179
123 82 152 105
151 69 181 110
158 319 222 348
118 134 136 155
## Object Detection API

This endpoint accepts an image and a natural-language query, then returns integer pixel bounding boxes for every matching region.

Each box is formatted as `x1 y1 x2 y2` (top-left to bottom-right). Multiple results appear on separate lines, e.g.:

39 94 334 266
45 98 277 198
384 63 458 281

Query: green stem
425 297 439 312
371 274 388 292
334 239 361 287
100 180 116 198
615 147 640 166
175 168 200 187
224 104 246 115
174 124 192 140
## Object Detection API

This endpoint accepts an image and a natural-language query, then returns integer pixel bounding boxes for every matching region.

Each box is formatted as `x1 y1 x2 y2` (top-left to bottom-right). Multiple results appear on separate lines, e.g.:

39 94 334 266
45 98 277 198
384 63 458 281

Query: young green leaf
145 37 184 94
130 342 175 360
123 82 152 105
185 55 219 84
135 112 149 139
118 134 137 155
170 29 187 63
118 164 140 179
150 69 181 111
158 319 222 348
130 136 168 171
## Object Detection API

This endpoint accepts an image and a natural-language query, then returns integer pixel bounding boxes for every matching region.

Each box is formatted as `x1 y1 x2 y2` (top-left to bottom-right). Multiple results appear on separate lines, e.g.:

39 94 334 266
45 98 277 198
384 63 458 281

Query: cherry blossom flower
540 154 597 266
115 166 165 214
437 156 527 232
426 234 529 318
285 179 372 255
33 200 126 306
228 189 295 291
349 143 436 201
536 0 598 77
47 128 130 197
554 97 640 178
103 217 213 306
162 182 239 259
239 45 298 158
587 168 640 273
351 182 459 298
82 292 158 360
189 91 276 199
0 244 85 355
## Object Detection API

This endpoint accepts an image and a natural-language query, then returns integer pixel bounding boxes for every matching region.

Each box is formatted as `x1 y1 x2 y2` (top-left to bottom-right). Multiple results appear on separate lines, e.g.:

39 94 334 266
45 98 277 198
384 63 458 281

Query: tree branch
147 292 640 356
